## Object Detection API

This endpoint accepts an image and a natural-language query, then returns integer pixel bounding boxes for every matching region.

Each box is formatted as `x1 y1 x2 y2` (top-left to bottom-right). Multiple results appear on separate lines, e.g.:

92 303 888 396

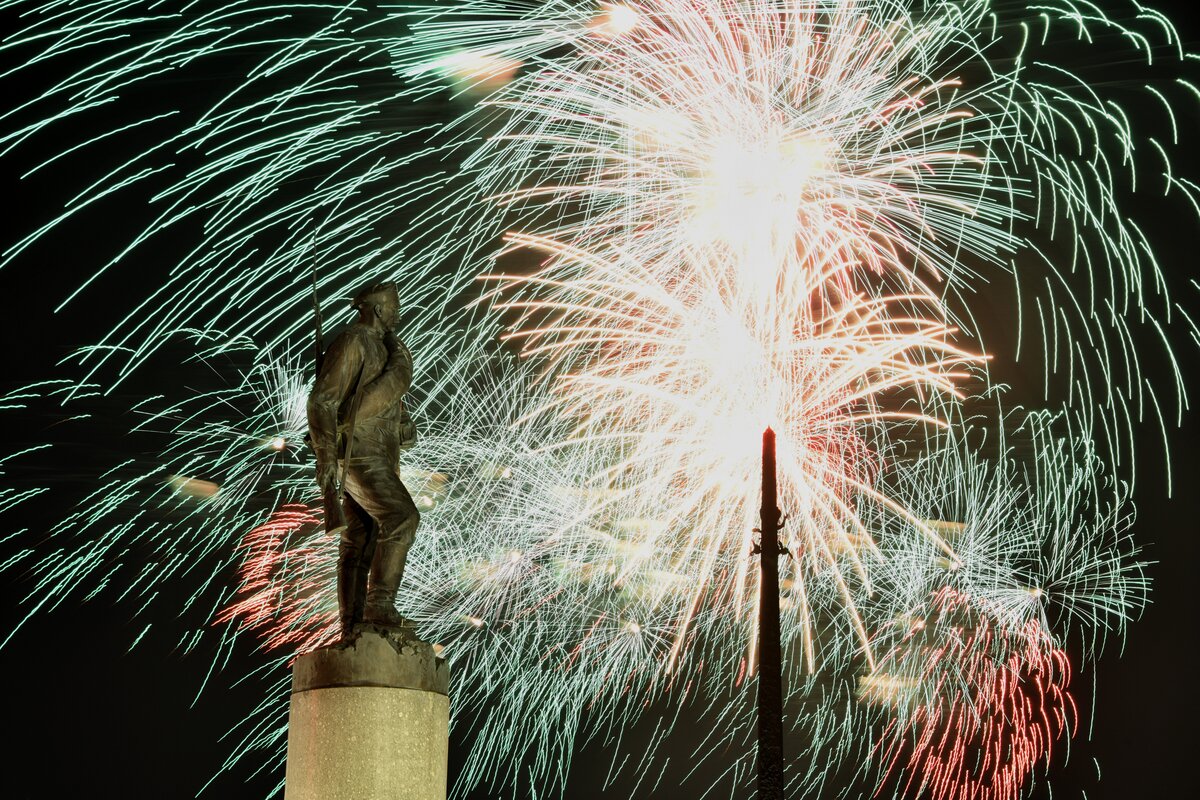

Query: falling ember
166 475 220 499
432 50 523 93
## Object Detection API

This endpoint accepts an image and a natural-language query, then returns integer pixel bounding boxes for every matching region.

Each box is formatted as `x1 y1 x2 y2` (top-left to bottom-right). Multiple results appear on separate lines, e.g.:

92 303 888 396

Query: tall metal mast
757 426 785 800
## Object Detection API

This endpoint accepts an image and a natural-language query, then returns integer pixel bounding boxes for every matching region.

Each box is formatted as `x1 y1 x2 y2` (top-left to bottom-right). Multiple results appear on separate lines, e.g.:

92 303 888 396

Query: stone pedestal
284 627 450 800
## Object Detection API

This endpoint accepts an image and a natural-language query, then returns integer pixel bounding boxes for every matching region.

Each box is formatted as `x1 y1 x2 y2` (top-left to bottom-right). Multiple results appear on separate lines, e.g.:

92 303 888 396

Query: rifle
328 363 367 534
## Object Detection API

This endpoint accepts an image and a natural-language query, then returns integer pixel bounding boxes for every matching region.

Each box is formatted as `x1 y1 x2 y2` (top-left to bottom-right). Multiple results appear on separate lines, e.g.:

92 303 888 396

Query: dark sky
1 3 1197 798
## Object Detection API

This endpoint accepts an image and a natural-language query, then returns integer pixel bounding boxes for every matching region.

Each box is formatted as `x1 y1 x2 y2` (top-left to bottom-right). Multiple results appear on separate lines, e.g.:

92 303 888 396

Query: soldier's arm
307 332 366 477
355 333 413 418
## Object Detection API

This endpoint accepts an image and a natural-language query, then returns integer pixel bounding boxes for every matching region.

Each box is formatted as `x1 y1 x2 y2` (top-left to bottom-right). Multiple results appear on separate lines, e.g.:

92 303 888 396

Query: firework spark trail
395 0 1196 469
210 390 1143 797
843 406 1143 799
0 1 1190 798
480 231 985 666
576 405 1144 799
866 587 1077 800
215 504 341 655
0 1 1189 453
866 403 1149 655
0 336 336 665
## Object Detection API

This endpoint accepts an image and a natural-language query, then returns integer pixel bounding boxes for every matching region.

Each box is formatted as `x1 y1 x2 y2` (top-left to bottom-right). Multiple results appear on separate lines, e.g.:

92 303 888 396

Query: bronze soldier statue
307 281 419 636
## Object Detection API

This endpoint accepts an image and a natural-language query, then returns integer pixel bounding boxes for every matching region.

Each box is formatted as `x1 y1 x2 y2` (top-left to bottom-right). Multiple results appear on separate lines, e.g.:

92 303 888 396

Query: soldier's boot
363 538 410 627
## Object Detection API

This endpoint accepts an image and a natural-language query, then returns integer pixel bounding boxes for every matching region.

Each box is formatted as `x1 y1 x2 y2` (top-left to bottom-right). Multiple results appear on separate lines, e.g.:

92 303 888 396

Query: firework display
0 1 1193 798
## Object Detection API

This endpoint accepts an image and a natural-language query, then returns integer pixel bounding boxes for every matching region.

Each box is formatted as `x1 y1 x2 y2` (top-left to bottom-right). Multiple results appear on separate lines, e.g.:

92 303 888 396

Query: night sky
1 3 1197 798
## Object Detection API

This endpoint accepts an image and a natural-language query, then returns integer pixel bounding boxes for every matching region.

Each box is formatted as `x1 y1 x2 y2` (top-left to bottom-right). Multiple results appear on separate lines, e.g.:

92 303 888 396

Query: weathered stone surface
293 625 449 695
284 629 450 800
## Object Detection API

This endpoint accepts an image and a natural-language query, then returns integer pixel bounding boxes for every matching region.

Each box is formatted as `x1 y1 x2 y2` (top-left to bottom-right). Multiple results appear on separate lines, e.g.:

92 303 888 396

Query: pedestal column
284 628 450 800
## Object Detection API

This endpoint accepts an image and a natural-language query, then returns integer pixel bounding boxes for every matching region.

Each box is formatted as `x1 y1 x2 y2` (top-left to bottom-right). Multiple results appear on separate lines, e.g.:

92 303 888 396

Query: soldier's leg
353 513 378 626
345 460 420 627
364 492 419 626
338 496 372 635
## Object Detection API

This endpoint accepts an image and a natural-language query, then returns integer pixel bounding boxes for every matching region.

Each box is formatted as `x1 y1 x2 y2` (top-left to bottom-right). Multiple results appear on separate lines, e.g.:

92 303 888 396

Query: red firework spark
215 503 339 656
873 587 1076 800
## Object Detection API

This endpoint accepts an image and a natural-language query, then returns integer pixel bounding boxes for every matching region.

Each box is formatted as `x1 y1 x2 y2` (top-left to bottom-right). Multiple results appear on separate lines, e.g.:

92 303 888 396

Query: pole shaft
758 427 785 799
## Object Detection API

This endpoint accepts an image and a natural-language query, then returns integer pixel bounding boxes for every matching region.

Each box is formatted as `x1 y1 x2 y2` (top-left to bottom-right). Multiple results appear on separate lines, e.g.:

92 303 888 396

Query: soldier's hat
351 280 399 310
